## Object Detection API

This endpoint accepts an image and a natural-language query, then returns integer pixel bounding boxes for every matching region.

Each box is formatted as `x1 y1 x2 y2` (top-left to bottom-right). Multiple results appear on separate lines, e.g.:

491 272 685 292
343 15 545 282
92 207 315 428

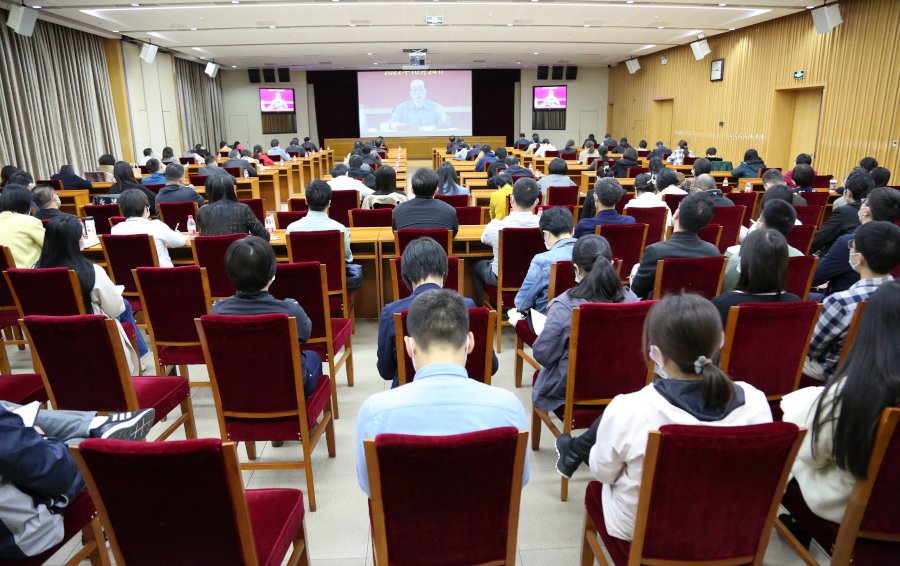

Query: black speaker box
263 68 276 83
248 69 261 84
278 68 290 82
551 66 564 80
536 66 549 80
565 65 578 80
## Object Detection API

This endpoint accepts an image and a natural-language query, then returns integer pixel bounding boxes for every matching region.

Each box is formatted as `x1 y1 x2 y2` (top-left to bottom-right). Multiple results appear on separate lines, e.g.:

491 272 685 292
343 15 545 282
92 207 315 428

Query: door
789 89 823 165
650 99 674 147
768 86 823 170
579 110 598 146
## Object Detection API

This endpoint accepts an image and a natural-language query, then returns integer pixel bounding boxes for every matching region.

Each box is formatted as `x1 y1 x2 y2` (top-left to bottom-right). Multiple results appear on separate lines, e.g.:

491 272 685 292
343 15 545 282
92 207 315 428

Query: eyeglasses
860 198 868 208
409 88 426 94
848 239 855 250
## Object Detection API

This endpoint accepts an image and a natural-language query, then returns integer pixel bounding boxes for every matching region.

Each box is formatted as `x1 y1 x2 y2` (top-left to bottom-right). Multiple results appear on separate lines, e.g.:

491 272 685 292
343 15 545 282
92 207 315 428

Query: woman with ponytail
554 293 772 542
531 235 638 413
655 167 686 196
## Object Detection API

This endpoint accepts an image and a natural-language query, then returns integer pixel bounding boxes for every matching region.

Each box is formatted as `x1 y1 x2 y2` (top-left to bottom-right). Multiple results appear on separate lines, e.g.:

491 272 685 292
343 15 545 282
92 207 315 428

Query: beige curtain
175 58 227 154
0 9 121 178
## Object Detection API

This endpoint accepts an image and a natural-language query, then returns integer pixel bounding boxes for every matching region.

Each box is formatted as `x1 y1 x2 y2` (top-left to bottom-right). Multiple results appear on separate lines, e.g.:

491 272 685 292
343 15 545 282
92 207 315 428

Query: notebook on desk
83 237 100 249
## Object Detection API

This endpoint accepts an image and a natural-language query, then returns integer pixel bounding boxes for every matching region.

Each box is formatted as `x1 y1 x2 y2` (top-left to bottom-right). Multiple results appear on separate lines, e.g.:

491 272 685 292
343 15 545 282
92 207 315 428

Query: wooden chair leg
288 518 311 566
496 307 503 353
329 359 340 420
514 335 524 388
303 442 316 512
12 325 25 350
345 337 354 387
561 476 569 502
531 407 541 450
774 518 820 566
178 364 189 380
79 515 112 566
179 397 198 439
246 441 257 460
581 510 604 566
0 344 10 375
325 399 336 458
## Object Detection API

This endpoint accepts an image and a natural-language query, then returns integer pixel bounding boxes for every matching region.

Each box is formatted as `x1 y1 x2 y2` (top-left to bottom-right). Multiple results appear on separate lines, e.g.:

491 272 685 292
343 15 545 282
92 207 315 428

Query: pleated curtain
0 9 121 178
175 58 227 154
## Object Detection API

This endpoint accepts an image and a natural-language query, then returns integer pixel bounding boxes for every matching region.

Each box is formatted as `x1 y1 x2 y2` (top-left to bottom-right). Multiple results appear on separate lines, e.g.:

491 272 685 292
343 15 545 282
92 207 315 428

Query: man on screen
542 90 561 107
269 91 290 111
389 79 452 131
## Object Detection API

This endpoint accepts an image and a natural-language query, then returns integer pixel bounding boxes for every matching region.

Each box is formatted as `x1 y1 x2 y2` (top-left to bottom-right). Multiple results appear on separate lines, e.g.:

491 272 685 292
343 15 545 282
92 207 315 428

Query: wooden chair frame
364 429 528 566
775 408 900 566
71 441 311 566
792 256 819 301
329 191 360 224
21 317 197 442
393 308 496 386
134 267 213 388
533 307 655 501
0 248 28 372
582 428 806 566
195 313 336 511
393 230 454 256
484 229 540 353
100 234 160 328
837 300 866 369
388 257 464 303
652 258 727 300
348 208 391 228
286 231 356 334
514 262 570 388
623 207 667 246
719 303 822 401
596 224 649 284
158 201 199 230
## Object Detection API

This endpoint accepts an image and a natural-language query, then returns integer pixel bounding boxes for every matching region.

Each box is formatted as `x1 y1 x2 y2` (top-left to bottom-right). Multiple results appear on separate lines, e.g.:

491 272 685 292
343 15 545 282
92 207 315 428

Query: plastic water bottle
723 177 729 188
243 169 249 179
265 213 275 234
327 146 330 151
829 179 838 193
187 215 196 235
292 155 296 162
84 216 96 239
745 181 752 193
537 207 543 219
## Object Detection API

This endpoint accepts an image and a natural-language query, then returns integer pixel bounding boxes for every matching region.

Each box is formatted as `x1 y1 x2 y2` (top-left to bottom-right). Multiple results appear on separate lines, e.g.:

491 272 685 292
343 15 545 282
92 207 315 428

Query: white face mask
52 194 61 207
849 252 861 271
543 231 551 251
649 345 668 379
574 266 582 283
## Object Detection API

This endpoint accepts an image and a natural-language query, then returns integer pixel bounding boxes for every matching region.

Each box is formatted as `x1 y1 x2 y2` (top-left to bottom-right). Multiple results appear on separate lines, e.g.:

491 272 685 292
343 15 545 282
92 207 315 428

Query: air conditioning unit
690 39 711 60
626 59 641 74
6 5 38 37
139 43 158 64
811 3 842 34
205 62 220 78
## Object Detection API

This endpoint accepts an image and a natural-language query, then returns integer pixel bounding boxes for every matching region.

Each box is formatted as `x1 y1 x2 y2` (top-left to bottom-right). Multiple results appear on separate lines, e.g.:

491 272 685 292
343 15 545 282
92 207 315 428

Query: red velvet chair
100 234 159 315
394 228 453 256
595 224 648 282
614 193 634 216
348 208 392 228
727 191 760 227
785 255 819 300
0 373 48 405
224 166 241 177
660 193 687 215
21 315 197 441
178 157 194 165
393 307 495 385
158 201 198 232
661 153 671 161
800 190 830 207
268 262 353 419
286 230 355 334
142 183 165 195
546 185 579 207
535 302 656 500
72 438 311 565
134 266 212 387
276 211 307 229
711 205 747 252
697 224 723 250
138 165 150 175
758 167 781 177
544 150 560 157
786 224 816 255
365 428 527 566
483 227 544 352
189 174 209 187
196 314 335 510
510 174 533 184
289 197 308 212
623 206 667 246
287 151 301 159
239 198 265 222
794 205 825 228
812 174 834 189
776 407 900 566
82 204 120 235
0 246 26 372
514 261 577 388
587 156 602 166
434 194 469 208
192 233 247 300
582 423 804 566
653 256 727 300
389 256 462 302
328 189 360 227
269 154 283 162
454 206 483 225
683 156 697 165
627 167 649 178
109 216 126 229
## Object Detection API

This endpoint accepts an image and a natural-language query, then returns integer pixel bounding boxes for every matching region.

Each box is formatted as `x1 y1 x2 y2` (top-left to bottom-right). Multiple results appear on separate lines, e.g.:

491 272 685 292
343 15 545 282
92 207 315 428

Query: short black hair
0 185 32 214
743 149 759 162
706 147 717 156
547 158 568 176
792 164 815 187
9 171 33 187
760 199 797 237
692 157 712 175
495 171 512 188
270 139 280 147
871 167 891 187
619 138 628 144
400 237 448 291
165 163 185 184
117 188 150 218
494 147 507 160
348 155 364 168
541 138 550 145
143 148 153 157
639 140 648 148
859 157 878 172
678 192 715 233
305 180 332 211
539 205 573 237
655 168 679 190
761 168 785 187
795 153 812 165
760 184 793 207
98 154 116 166
225 236 276 293
845 170 875 201
736 229 788 295
519 133 526 138
855 221 900 275
411 168 439 198
623 148 638 161
204 155 217 166
146 158 161 173
512 178 540 208
648 157 664 174
331 163 349 177
406 289 469 351
362 142 373 155
866 187 900 223
32 185 55 208
595 177 624 207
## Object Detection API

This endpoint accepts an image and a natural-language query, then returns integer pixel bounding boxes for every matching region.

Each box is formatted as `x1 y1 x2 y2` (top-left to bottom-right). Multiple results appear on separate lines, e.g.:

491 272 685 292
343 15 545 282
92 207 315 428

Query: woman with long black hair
109 161 157 215
437 162 468 196
196 175 268 239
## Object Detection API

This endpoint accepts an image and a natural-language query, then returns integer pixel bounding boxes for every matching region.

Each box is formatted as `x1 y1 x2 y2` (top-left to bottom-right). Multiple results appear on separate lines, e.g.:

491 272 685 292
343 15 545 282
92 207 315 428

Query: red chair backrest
683 156 697 165
547 186 579 206
614 193 634 215
625 206 668 246
812 174 833 189
109 216 126 228
329 190 359 227
101 234 157 294
794 205 823 227
189 175 209 187
661 153 671 161
268 262 329 341
396 229 451 255
275 211 307 229
711 206 747 252
238 198 265 223
143 184 165 194
0 247 17 308
135 266 209 344
286 231 344 294
158 202 197 232
349 208 392 228
697 224 723 249
269 154 283 162
510 175 533 184
454 206 483 225
856 408 900 543
287 151 300 158
178 157 194 165
720 302 820 398
786 224 816 255
587 156 602 166
435 194 469 208
550 260 578 299
396 307 493 383
138 165 149 175
758 167 781 177
726 192 759 227
74 438 253 565
661 193 687 215
82 204 120 236
785 255 818 299
627 167 649 178
656 256 726 299
36 179 63 193
223 167 241 178
289 197 308 211
5 268 83 316
544 150 560 157
800 191 829 207
595 224 648 276
219 151 229 158
392 256 461 301
192 234 246 299
498 228 544 289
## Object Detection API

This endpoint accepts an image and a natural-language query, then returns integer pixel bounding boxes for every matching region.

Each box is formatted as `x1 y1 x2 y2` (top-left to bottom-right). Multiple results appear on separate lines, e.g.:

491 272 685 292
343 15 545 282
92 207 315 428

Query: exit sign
426 16 443 25
794 70 806 79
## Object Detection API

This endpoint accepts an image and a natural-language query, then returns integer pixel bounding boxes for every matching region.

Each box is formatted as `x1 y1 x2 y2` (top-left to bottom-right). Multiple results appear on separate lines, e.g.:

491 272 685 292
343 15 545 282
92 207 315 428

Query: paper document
530 309 547 335
13 401 41 428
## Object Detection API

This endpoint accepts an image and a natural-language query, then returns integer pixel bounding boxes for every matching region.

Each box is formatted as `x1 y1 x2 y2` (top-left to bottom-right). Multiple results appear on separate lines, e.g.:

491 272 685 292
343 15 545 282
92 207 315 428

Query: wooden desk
58 190 90 216
256 171 282 213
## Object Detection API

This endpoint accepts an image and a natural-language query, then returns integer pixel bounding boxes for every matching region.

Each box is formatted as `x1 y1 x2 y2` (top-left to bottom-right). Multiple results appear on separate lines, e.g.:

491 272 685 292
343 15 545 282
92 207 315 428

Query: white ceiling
16 1 816 69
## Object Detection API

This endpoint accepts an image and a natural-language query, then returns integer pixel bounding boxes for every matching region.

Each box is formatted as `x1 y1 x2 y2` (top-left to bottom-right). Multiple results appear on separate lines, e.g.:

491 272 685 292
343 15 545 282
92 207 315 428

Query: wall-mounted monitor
533 85 567 109
260 88 295 112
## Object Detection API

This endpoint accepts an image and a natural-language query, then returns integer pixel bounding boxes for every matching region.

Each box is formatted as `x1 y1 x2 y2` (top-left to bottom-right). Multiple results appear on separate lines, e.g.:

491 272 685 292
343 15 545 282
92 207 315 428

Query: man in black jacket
612 138 632 154
487 155 532 187
514 133 530 150
348 154 376 189
612 148 641 178
648 141 672 160
155 163 205 209
601 134 618 148
487 147 508 178
32 186 76 221
392 168 459 236
222 150 258 178
630 192 721 299
762 169 806 206
809 170 873 256
361 143 381 167
198 155 230 178
301 137 318 153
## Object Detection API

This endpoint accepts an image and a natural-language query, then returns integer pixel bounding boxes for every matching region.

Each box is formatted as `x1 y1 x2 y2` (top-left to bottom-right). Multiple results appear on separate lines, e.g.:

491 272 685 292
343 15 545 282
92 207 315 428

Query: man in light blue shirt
141 158 166 186
515 206 576 315
356 289 529 497
266 139 292 162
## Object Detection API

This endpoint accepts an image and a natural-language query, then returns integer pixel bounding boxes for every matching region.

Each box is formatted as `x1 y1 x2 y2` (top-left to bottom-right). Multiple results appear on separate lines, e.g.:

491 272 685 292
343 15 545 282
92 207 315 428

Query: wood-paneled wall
324 136 508 160
608 0 900 179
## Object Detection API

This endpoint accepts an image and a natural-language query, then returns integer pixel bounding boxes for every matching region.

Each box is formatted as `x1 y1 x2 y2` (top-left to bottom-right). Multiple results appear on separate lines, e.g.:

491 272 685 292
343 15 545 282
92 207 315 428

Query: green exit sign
426 16 443 25
794 70 805 79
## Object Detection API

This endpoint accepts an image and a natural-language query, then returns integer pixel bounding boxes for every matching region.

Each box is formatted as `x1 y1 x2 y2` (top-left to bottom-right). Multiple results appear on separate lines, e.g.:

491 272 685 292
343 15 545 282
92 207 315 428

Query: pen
174 223 180 232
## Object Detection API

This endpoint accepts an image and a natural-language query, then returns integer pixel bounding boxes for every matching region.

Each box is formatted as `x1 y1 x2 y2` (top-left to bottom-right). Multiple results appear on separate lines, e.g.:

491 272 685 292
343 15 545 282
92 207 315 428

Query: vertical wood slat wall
608 0 900 179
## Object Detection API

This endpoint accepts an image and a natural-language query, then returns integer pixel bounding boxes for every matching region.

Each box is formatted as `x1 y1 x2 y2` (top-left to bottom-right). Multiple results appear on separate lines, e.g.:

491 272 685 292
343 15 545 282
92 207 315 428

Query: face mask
543 232 551 251
849 253 861 271
858 208 868 221
574 267 582 283
52 195 61 207
649 345 668 379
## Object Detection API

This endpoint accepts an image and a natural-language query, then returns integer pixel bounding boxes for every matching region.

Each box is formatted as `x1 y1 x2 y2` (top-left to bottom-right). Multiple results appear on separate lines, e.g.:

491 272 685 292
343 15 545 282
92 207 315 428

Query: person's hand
33 426 44 435
816 284 828 291
435 105 447 119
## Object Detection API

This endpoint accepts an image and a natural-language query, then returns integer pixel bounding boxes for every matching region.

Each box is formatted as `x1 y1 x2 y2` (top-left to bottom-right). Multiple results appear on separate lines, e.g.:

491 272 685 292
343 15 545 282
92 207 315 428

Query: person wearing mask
693 173 734 206
578 140 600 165
678 157 712 193
713 229 802 325
252 145 274 166
514 207 577 316
487 147 508 179
111 189 186 268
533 138 557 158
437 162 469 196
50 165 92 191
210 237 321 399
810 170 873 256
0 185 44 268
624 172 671 227
783 154 816 188
136 148 154 167
286 138 303 154
830 167 871 210
347 155 376 189
553 293 772 535
532 234 640 414
538 158 577 194
602 134 618 148
198 155 230 178
648 140 671 160
611 148 640 179
731 149 767 179
328 163 371 198
110 161 159 217
790 164 816 194
655 168 687 196
31 186 75 222
488 172 515 221
475 144 497 173
153 163 205 210
266 139 291 162
665 139 695 165
160 147 176 165
222 150 258 178
559 140 578 160
0 166 18 188
472 178 542 305
762 168 807 206
612 138 631 154
630 192 720 299
196 176 269 240
487 155 532 188
574 177 635 238
361 166 403 209
141 159 166 187
805 220 900 382
515 133 530 150
97 154 116 177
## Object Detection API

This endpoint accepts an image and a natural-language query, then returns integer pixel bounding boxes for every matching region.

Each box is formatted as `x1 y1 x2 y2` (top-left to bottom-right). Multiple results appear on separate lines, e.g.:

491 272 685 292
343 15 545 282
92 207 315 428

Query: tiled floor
11 320 832 566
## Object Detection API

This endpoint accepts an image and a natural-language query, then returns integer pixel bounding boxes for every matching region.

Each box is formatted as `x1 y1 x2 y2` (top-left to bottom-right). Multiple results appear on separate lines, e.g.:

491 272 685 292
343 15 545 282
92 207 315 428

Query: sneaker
555 433 582 479
778 513 812 549
90 409 156 440
272 441 284 448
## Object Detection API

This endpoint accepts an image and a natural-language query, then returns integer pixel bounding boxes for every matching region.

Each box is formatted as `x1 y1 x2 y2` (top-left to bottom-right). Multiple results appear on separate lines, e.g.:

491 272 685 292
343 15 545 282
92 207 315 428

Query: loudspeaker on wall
565 66 578 80
551 66 564 80
536 66 549 80
263 68 276 83
139 43 159 64
6 5 37 37
278 68 291 82
625 59 641 74
248 69 261 83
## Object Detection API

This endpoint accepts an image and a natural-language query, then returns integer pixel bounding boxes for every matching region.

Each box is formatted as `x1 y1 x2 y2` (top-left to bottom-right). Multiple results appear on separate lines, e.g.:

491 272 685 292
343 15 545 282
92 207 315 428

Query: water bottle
327 146 330 151
243 169 249 179
84 216 96 239
265 213 275 234
292 155 296 162
745 181 752 193
723 177 729 187
829 179 837 193
187 215 196 235
537 207 543 219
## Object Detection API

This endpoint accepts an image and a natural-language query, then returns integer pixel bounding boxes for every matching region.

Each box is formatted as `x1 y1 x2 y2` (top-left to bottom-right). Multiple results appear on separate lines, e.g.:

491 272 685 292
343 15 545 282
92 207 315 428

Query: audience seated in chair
286 180 363 292
532 235 639 415
740 184 801 244
630 192 720 299
805 221 900 382
110 161 159 216
347 155 376 189
487 155 532 189
0 402 154 559
554 293 772 540
474 144 497 173
197 155 230 179
31 185 75 222
221 149 257 178
648 140 671 160
196 175 269 240
538 157 577 194
574 177 635 238
377 237 497 389
357 288 527 496
110 189 185 268
488 171 515 220
437 161 469 196
514 207 577 316
472 178 541 306
266 138 291 163
210 236 322 399
0 184 44 268
655 168 687 197
328 163 371 198
731 148 767 179
50 164 92 192
612 148 640 179
392 168 459 235
665 139 695 166
361 165 404 210
624 173 671 227
154 163 205 210
533 138 557 158
141 158 167 187
578 140 599 165
692 173 734 206
810 170 873 256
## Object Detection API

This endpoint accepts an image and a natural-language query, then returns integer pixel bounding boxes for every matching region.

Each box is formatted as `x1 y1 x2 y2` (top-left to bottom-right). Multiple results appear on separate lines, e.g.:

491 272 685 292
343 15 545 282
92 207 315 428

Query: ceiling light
507 23 513 26
626 1 634 3
806 5 814 8
232 0 240 3
270 25 276 28
517 61 521 64
689 30 702 34
131 3 139 6
729 27 735 30
374 62 378 65
231 65 237 68
192 47 203 51
190 28 197 30
658 26 664 28
349 24 355 26
367 52 372 55
719 3 726 5
33 5 41 8
534 52 539 55
584 24 590 27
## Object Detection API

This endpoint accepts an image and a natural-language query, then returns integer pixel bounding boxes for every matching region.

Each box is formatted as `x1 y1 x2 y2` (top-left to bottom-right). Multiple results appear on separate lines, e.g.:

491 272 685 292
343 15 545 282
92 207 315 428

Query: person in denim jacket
514 207 576 315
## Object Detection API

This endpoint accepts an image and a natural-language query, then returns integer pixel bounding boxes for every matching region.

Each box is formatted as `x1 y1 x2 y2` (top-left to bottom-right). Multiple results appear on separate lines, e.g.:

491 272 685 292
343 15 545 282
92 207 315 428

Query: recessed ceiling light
584 24 590 27
232 65 237 68
131 3 139 6
270 25 276 28
33 5 41 8
232 0 239 3
507 23 513 26
112 30 119 32
806 5 814 8
349 24 355 26
190 28 197 30
517 62 521 64
719 3 726 5
658 26 664 29
689 30 702 34
626 1 634 3
729 27 735 30
534 52 539 55
374 62 378 65
192 47 203 51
